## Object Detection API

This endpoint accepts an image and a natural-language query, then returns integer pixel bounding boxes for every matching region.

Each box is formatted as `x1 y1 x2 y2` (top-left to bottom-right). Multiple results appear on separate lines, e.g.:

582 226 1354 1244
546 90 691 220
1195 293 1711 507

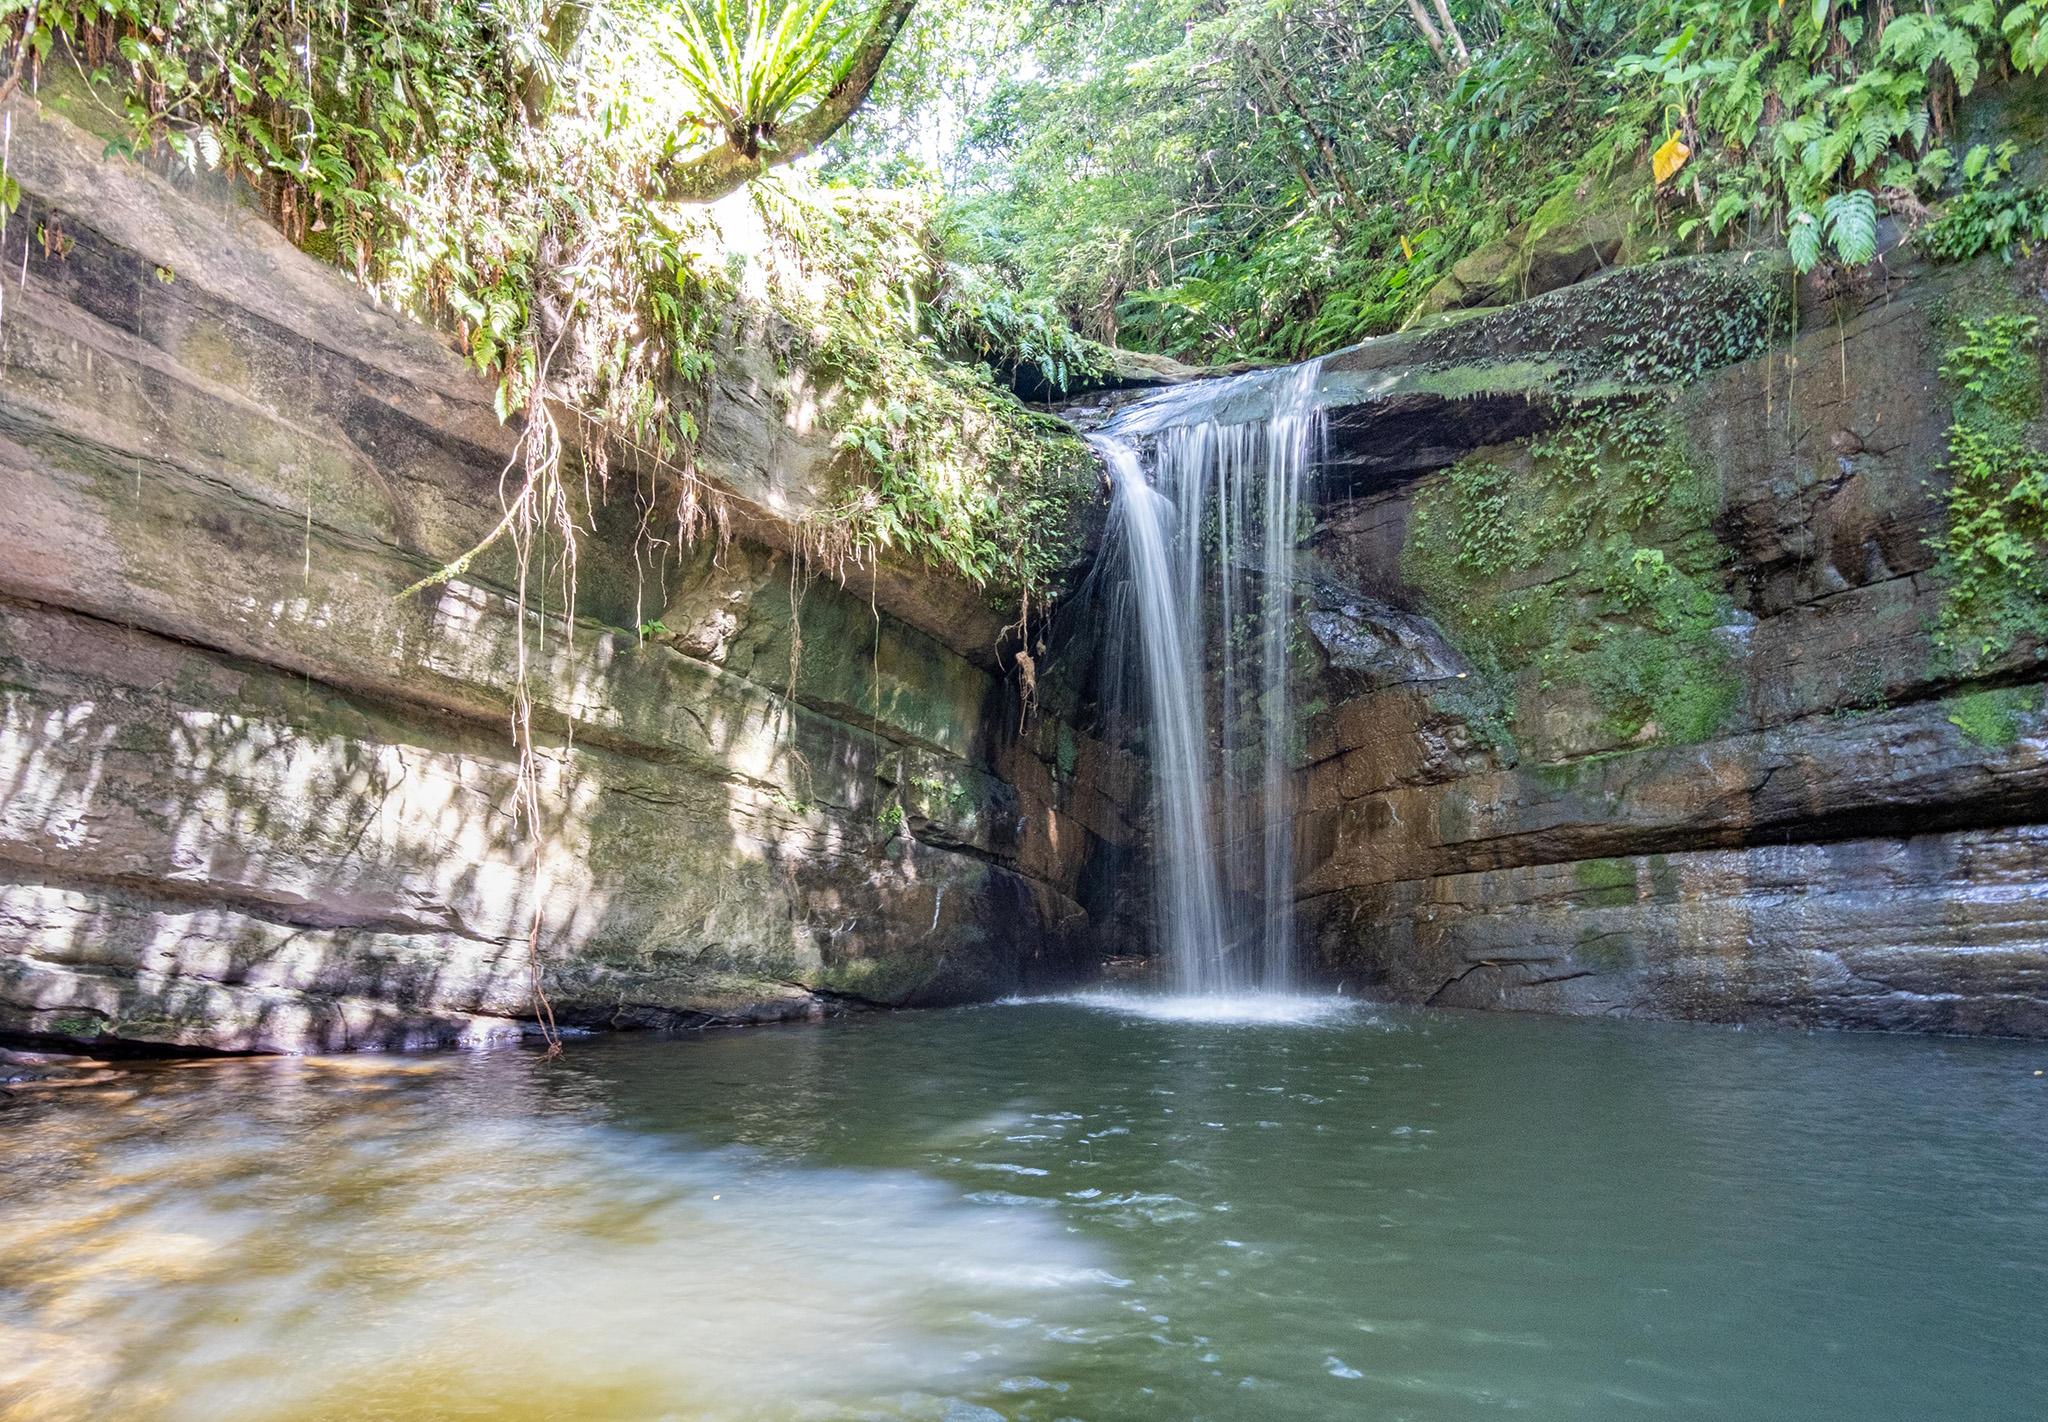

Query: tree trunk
1431 0 1471 71
1404 0 1468 74
1248 45 1369 219
518 2 593 124
1404 0 1452 68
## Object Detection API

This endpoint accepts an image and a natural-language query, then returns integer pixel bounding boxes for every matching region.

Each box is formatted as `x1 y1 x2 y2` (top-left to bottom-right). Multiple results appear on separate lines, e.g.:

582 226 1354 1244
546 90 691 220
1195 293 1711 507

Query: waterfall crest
1091 360 1325 995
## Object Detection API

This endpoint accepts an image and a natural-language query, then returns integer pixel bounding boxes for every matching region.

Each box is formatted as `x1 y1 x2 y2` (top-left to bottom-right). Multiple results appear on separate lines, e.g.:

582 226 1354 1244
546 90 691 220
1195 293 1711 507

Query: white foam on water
1011 989 1365 1027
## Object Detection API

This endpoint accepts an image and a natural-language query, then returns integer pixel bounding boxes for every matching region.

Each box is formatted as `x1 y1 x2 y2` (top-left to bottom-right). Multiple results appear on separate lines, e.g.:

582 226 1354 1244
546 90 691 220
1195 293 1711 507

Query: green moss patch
1573 857 1639 909
1945 685 2042 747
1402 398 1740 751
1928 313 2048 671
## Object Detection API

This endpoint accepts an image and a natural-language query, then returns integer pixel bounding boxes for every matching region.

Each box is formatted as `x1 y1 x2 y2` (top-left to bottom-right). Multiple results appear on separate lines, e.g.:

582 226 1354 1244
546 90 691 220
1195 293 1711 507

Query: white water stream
1090 360 1326 996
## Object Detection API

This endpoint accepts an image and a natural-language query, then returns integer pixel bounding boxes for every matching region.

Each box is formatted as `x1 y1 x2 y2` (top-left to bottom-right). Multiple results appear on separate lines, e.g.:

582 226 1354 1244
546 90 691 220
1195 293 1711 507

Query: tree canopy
833 0 2048 362
8 0 2045 378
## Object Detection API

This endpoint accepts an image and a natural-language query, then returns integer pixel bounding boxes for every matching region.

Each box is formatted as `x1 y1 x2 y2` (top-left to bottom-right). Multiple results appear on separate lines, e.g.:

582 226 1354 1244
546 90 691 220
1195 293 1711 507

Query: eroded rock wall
1295 249 2048 1034
0 99 1134 1053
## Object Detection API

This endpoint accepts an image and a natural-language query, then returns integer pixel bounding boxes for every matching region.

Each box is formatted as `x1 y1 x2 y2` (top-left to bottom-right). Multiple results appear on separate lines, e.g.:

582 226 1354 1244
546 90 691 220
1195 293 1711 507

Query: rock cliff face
1291 247 2048 1035
0 99 1135 1053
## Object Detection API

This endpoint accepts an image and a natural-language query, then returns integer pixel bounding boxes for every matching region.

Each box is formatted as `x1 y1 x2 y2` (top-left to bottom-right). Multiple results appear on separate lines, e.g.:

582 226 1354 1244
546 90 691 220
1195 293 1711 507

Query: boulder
1420 162 1642 314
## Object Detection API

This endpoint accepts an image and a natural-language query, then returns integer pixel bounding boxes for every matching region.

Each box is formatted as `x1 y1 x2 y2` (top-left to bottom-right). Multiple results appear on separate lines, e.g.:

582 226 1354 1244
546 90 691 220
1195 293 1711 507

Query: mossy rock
1956 74 2048 186
1419 253 1791 388
1421 162 1646 314
1429 241 1521 313
1945 685 2043 748
1398 394 1746 755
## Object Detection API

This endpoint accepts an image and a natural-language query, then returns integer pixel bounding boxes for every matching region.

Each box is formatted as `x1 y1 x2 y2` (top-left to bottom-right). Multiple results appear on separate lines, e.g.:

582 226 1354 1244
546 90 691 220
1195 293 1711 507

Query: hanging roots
397 271 741 1056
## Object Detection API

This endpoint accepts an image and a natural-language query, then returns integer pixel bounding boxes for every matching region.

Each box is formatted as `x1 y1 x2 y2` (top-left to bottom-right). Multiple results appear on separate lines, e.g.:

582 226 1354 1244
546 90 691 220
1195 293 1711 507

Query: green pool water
4 995 2044 1420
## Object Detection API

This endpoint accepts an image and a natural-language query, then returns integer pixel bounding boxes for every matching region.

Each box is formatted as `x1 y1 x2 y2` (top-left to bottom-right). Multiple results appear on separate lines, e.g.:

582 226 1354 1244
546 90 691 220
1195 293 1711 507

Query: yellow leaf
1399 233 1414 261
1653 130 1693 185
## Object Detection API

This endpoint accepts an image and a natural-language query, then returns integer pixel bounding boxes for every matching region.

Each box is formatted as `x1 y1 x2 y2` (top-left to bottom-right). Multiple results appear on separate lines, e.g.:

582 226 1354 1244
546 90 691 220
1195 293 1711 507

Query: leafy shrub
1624 0 2048 272
929 262 1107 393
1919 143 2048 262
661 0 849 150
1929 315 2048 668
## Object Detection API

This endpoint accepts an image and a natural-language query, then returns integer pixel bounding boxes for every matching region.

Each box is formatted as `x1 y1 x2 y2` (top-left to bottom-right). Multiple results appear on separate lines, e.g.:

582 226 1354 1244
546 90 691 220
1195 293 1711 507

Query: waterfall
1092 359 1325 996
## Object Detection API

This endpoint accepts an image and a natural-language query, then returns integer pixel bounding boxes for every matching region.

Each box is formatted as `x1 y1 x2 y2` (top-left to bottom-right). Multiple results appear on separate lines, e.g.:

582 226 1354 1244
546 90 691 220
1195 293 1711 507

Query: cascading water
1091 360 1326 997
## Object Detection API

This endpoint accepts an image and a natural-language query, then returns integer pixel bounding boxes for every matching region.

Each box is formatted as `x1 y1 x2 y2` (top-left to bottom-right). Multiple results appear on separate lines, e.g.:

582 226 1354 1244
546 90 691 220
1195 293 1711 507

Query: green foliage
661 0 849 150
1621 0 2039 272
1577 541 1743 742
1920 141 2048 261
750 177 1098 607
839 0 2048 365
1928 315 2048 668
889 0 1524 361
1929 422 2048 657
1821 189 1880 266
3 0 739 470
6 0 517 270
1945 684 2042 745
1404 400 1738 748
1443 458 1518 577
1941 313 2046 420
2008 1 2048 71
929 255 1108 393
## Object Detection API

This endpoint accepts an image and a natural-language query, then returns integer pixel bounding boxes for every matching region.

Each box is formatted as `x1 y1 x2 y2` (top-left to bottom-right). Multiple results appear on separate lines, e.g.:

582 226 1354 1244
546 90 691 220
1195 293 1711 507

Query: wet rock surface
1303 591 1472 693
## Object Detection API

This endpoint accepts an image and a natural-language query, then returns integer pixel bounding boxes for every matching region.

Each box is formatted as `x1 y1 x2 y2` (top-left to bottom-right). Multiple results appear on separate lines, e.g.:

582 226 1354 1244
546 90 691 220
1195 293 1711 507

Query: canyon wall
1292 242 2048 1035
7 84 2042 1051
0 99 1135 1053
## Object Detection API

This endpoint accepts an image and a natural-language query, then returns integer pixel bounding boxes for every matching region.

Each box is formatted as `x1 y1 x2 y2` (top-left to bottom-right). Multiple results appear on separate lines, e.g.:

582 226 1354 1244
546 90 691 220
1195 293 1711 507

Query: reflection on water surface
4 999 2046 1420
0 1052 1109 1420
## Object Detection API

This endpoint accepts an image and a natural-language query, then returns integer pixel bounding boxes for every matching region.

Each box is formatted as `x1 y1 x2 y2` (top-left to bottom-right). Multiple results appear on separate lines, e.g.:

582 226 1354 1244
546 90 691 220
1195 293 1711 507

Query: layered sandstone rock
0 98 1136 1052
1292 242 2048 1035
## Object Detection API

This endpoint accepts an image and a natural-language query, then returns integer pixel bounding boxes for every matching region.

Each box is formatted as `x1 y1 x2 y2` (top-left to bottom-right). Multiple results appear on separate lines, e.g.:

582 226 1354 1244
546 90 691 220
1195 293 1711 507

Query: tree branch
517 2 593 123
657 0 918 204
1430 0 1471 70
1404 0 1452 71
1247 43 1370 219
